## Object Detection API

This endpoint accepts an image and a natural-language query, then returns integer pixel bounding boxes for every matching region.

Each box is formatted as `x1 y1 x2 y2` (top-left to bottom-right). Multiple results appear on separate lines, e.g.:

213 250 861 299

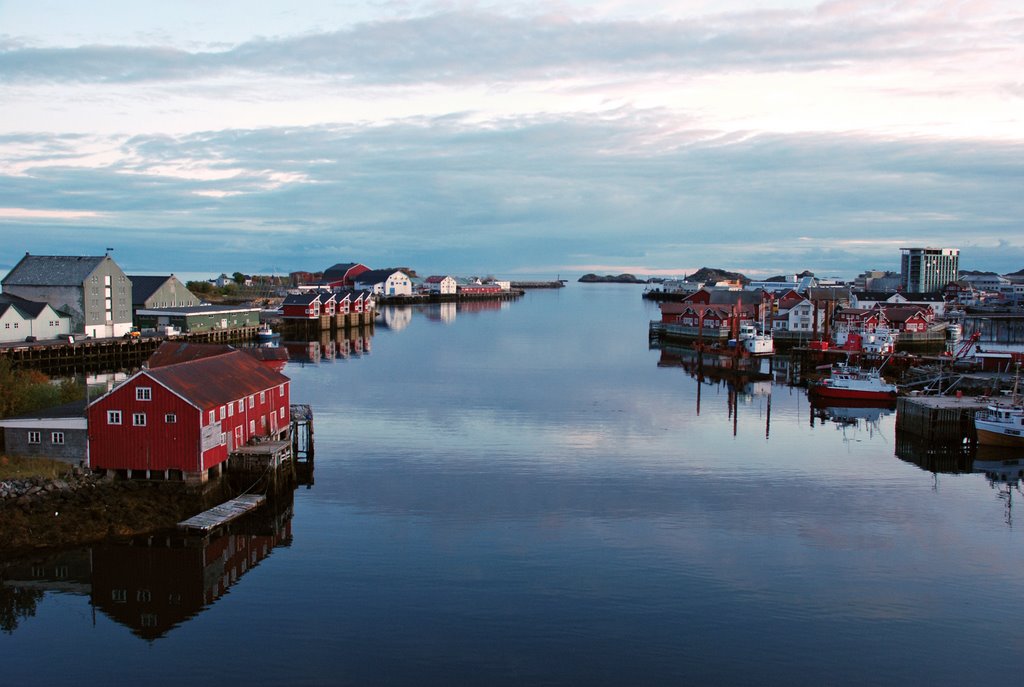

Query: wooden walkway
177 494 266 533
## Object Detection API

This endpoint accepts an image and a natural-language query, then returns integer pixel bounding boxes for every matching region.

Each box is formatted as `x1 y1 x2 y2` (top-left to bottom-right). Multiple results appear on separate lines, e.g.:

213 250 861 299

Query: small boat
733 323 773 356
809 362 897 401
256 324 278 341
975 369 1024 447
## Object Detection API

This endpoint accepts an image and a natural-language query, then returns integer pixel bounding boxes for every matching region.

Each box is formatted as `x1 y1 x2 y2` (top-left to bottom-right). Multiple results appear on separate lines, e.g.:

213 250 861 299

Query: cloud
1 111 1021 275
1 5 1017 86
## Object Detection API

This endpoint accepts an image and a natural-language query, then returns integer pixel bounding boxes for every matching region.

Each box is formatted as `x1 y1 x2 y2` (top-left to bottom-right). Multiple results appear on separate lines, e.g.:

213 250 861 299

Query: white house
424 275 458 295
354 269 413 296
0 295 73 342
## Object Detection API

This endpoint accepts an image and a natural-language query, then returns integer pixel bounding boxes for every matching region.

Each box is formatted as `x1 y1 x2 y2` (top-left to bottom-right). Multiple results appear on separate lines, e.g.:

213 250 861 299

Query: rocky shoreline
0 471 208 556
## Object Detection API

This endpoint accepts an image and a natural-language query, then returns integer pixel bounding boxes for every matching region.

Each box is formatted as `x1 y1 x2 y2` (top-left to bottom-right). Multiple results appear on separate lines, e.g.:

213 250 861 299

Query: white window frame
248 395 255 409
136 387 152 401
108 410 122 425
228 404 234 417
51 431 65 445
165 413 177 424
209 410 216 424
27 431 41 444
133 412 147 426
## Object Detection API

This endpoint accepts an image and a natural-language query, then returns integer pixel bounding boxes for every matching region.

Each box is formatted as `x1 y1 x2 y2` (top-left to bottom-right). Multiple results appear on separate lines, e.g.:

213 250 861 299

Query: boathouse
87 350 291 483
281 292 322 319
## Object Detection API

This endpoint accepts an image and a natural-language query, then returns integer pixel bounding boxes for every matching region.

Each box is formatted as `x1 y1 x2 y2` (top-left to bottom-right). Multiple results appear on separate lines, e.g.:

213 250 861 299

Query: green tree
186 280 214 296
0 359 84 419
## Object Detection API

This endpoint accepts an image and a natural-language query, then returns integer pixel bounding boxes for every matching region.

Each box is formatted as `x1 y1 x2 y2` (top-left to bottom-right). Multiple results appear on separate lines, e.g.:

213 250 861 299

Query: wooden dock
895 395 988 445
177 494 266 533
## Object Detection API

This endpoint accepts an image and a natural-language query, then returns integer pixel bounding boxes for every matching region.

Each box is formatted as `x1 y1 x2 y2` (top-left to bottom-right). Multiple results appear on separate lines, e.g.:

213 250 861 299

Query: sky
1 0 1022 280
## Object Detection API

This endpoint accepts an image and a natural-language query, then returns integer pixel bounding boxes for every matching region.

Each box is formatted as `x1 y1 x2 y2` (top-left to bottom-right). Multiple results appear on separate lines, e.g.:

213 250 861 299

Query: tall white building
899 247 959 293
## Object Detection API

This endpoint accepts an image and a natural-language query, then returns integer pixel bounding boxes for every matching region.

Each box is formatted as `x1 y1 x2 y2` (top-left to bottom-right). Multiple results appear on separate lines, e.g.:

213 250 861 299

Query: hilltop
687 267 750 284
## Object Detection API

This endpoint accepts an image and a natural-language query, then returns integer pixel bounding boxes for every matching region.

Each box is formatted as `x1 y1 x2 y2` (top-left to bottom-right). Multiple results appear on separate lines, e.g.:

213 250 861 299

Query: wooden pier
177 494 266 533
895 395 987 445
0 326 260 375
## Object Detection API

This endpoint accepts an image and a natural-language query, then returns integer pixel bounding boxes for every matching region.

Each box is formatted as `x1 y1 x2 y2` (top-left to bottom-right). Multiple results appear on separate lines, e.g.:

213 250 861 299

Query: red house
88 350 291 483
322 262 370 289
458 282 503 295
880 306 931 333
281 292 322 319
833 308 887 331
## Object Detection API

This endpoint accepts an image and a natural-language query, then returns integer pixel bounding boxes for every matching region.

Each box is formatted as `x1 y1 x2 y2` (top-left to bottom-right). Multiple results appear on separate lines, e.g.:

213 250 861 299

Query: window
219 406 226 420
51 432 64 445
28 431 41 444
133 413 147 426
249 420 255 434
279 407 285 420
248 395 254 409
165 413 177 423
279 383 285 395
111 589 127 603
209 410 216 424
108 410 122 425
136 387 152 401
259 391 266 404
238 400 245 413
228 404 234 417
137 589 151 602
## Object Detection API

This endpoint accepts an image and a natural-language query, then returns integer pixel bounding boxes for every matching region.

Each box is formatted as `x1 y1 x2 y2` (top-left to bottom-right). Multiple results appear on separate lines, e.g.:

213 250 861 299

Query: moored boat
975 370 1024 447
256 323 278 341
809 362 898 401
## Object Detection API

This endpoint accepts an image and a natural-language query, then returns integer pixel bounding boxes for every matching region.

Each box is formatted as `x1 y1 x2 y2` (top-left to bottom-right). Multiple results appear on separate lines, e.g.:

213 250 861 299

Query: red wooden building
87 350 291 483
458 282 503 295
281 292 321 319
878 306 931 332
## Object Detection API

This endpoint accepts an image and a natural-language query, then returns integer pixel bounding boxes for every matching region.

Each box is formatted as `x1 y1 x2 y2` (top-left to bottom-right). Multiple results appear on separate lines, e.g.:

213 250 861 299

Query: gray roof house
128 275 200 312
1 253 133 338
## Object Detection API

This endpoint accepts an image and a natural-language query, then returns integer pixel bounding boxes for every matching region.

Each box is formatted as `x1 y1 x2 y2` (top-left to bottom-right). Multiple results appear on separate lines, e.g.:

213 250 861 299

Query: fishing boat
975 369 1024 447
808 362 898 401
256 323 278 341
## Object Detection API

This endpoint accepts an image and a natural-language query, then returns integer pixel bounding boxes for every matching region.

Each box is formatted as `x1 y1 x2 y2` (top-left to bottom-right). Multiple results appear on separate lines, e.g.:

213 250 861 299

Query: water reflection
1 495 294 640
283 326 373 365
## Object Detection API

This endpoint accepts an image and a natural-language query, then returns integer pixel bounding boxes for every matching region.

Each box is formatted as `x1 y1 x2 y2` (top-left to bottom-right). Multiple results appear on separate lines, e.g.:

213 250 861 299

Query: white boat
975 371 1024 447
729 323 774 356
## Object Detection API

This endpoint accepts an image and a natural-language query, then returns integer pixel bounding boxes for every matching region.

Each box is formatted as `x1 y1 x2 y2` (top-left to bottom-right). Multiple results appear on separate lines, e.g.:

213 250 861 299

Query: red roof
143 350 289 412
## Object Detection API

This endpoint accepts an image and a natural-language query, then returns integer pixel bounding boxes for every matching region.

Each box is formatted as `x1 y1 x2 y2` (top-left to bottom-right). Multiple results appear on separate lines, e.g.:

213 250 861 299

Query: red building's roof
144 350 289 412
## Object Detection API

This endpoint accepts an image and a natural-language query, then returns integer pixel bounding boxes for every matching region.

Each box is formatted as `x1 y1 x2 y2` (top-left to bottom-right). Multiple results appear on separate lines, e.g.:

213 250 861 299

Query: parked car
24 335 37 342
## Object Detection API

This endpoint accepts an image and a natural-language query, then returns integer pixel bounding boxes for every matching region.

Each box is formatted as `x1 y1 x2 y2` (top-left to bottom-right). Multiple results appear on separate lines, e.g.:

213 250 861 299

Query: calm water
4 284 1024 686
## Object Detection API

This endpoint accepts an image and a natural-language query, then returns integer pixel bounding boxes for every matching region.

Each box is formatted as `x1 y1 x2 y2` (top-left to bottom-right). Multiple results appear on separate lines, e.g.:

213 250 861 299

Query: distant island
578 273 646 283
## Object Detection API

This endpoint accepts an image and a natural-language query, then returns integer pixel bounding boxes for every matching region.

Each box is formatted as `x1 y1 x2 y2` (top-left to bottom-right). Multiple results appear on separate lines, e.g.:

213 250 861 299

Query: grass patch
0 454 71 481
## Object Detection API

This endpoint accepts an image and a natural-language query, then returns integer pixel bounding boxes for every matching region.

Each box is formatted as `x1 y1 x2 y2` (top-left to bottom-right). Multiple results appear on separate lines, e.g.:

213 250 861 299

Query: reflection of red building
458 299 504 314
91 514 292 641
